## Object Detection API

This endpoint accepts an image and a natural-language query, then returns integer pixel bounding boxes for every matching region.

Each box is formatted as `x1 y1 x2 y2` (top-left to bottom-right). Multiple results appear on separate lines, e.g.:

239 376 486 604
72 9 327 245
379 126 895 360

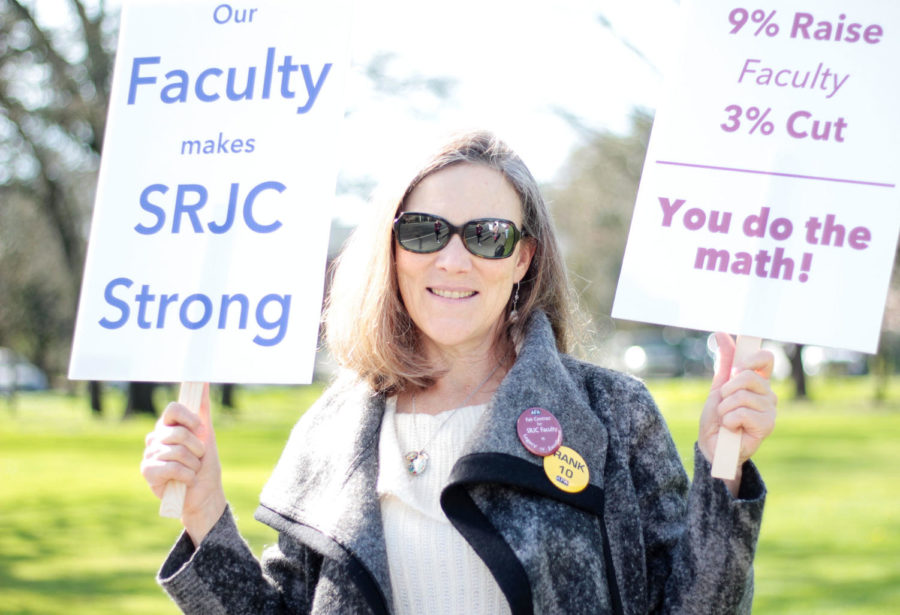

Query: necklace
401 360 504 477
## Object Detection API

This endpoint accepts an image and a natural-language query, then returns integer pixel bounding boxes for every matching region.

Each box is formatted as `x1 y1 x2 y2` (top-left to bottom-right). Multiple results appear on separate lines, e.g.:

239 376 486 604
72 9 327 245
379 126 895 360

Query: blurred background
2 1 898 613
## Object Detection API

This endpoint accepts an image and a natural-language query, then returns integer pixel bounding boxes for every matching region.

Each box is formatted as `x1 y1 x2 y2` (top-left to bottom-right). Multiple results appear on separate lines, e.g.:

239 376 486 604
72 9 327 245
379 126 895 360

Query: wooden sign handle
711 336 762 480
159 382 205 518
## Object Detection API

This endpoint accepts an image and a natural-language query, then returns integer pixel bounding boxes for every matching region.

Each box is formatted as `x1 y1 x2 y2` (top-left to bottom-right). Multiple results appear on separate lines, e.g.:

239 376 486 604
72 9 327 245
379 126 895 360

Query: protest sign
612 0 900 355
69 0 350 384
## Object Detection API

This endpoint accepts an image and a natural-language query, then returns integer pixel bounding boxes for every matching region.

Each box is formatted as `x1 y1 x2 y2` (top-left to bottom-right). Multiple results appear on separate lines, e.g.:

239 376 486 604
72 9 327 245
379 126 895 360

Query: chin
422 325 476 348
419 318 503 353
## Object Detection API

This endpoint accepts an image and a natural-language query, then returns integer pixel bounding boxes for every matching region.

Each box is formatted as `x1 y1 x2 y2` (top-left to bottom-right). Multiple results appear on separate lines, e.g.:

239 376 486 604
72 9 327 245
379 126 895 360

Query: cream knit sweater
377 397 511 615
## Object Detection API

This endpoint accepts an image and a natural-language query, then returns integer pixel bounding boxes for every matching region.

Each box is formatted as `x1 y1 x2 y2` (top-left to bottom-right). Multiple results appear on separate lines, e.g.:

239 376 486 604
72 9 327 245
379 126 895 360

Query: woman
142 131 776 614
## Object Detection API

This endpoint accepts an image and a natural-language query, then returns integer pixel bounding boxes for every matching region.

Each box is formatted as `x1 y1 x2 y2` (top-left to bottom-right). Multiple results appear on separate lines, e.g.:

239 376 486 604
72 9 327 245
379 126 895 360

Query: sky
334 0 679 223
32 0 680 222
340 0 677 179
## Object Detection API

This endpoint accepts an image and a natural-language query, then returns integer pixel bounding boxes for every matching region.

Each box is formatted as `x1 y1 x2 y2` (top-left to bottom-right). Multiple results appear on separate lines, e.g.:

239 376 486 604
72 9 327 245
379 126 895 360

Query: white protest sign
612 0 900 354
69 0 350 384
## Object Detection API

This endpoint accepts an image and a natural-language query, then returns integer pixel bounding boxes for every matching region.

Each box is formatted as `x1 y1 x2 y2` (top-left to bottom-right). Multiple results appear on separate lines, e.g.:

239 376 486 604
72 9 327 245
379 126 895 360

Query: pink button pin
516 407 563 457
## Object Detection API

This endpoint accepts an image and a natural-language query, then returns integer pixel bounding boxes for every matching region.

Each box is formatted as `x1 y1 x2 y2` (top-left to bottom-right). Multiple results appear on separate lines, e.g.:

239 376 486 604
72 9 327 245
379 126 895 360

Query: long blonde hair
323 131 573 394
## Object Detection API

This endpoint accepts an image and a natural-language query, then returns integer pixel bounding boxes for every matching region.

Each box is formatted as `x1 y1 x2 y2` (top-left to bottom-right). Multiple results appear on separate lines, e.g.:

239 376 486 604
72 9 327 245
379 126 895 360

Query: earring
510 282 520 324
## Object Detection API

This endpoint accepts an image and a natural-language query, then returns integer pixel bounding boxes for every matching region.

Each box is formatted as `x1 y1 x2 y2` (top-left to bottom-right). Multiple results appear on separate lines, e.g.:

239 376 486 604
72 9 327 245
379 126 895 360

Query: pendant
404 451 429 476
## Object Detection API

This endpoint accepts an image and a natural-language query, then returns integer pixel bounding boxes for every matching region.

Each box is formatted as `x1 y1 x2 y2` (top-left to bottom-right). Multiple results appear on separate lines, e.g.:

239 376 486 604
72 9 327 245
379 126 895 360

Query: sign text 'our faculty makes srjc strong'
70 0 351 384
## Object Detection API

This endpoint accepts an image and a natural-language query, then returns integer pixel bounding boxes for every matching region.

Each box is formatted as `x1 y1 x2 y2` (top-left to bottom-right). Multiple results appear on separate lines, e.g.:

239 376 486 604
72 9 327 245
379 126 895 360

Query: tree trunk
124 382 157 417
3 388 16 414
221 384 236 409
872 345 891 403
787 344 808 400
89 380 103 416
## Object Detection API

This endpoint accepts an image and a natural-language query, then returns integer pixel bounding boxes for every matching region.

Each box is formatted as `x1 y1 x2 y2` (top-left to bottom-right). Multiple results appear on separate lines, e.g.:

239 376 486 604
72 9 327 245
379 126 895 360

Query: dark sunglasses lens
396 214 448 253
464 220 516 258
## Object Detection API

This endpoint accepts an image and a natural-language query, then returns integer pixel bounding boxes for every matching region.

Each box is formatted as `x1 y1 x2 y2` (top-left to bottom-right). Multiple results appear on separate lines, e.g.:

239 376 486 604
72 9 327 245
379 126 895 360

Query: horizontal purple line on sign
655 160 895 189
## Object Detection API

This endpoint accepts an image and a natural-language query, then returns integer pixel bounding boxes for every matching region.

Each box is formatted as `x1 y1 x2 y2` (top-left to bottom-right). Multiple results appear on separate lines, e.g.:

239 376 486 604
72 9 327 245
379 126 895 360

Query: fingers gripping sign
158 382 208 517
142 405 205 495
701 334 777 483
142 381 227 544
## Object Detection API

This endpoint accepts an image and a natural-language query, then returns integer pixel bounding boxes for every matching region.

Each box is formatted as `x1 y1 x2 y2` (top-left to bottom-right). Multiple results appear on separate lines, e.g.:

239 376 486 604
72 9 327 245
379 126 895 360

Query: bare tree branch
6 0 85 103
0 86 84 281
595 14 660 75
68 0 112 151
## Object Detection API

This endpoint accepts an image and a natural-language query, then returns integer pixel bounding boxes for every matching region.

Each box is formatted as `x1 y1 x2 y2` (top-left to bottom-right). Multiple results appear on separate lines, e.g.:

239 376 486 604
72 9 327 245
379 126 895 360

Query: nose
434 234 472 272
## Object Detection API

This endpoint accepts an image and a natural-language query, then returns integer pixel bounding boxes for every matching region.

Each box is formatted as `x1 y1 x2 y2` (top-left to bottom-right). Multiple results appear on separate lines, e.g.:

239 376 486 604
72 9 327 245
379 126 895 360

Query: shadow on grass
755 529 900 613
756 561 900 613
0 567 167 615
0 493 178 613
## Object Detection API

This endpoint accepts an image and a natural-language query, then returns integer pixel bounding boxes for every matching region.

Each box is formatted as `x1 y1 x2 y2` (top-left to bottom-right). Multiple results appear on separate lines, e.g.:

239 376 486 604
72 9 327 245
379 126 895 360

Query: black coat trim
442 480 533 615
256 506 390 615
441 453 623 615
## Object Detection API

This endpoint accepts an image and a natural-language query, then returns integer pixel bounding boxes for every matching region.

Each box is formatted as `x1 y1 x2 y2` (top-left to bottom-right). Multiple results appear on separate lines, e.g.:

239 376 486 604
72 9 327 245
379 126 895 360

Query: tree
0 0 117 410
0 190 74 377
0 0 112 273
873 247 900 402
548 109 653 350
785 344 807 400
1 1 164 416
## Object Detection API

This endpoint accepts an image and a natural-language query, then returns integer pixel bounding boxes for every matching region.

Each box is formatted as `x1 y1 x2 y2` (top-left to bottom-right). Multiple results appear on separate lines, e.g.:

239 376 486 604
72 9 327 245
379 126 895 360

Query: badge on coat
543 446 589 493
516 407 563 457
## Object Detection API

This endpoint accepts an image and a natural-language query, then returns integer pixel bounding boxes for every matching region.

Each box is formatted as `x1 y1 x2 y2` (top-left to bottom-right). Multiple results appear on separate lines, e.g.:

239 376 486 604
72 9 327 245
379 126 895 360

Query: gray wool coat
159 311 765 614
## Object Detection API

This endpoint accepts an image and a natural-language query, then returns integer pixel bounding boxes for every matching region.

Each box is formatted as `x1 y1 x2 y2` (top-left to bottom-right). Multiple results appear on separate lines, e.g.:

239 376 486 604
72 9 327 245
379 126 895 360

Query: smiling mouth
429 288 477 299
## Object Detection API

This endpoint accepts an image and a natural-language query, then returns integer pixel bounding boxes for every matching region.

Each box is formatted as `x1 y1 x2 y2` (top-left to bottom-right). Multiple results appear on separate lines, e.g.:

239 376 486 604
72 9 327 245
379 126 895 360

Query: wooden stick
711 336 762 480
159 382 204 518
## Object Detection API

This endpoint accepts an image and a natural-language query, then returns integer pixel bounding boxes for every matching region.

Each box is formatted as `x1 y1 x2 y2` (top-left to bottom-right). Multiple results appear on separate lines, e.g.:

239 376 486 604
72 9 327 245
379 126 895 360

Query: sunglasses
393 212 524 259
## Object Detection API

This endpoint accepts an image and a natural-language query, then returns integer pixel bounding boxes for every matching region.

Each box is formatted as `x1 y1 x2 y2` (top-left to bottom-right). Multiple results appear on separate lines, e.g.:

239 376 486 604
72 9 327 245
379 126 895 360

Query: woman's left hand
698 333 777 483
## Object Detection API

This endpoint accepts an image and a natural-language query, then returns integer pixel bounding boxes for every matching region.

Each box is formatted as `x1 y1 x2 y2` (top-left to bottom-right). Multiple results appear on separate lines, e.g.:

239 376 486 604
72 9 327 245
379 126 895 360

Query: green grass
0 386 321 615
652 376 900 614
1 377 898 614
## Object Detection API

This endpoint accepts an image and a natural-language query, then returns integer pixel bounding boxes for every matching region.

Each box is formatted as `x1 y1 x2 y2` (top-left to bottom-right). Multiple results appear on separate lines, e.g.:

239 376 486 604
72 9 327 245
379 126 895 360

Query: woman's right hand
140 383 227 546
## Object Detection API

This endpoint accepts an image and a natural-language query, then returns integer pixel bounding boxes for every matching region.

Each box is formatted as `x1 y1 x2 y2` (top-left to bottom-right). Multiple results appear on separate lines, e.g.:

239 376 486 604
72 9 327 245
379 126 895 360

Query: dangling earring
509 281 520 324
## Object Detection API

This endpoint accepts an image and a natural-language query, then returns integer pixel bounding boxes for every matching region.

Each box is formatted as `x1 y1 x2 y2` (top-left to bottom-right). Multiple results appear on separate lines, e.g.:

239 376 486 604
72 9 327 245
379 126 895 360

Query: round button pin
543 446 589 493
516 407 563 457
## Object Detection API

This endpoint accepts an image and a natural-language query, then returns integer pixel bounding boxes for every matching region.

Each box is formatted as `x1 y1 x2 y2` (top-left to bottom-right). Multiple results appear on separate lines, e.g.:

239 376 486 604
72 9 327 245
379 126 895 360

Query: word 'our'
212 4 257 24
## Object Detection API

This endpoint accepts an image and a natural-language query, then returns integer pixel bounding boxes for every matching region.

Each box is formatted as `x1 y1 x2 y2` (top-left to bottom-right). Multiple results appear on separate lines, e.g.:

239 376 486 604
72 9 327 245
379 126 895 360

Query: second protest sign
613 0 900 354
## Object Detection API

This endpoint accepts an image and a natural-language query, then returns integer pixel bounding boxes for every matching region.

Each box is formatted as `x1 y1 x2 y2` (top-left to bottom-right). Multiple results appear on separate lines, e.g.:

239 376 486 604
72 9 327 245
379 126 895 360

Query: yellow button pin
543 445 589 493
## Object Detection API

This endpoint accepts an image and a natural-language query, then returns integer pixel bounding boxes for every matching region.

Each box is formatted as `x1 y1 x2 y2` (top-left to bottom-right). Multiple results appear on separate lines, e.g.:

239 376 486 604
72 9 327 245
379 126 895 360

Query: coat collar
256 311 612 613
440 313 616 615
257 374 392 610
454 311 609 493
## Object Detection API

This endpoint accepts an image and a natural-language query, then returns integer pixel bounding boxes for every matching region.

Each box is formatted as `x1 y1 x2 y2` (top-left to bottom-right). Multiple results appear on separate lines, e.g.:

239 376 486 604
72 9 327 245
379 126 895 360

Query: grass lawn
656 376 900 614
1 376 898 614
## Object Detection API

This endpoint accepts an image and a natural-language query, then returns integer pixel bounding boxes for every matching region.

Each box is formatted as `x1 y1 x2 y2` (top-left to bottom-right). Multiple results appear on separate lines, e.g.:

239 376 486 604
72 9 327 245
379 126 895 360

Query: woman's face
396 163 535 359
